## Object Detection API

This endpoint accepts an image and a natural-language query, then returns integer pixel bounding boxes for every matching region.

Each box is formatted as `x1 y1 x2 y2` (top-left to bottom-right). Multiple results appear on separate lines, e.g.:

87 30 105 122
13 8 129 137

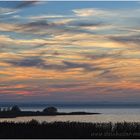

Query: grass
0 120 140 138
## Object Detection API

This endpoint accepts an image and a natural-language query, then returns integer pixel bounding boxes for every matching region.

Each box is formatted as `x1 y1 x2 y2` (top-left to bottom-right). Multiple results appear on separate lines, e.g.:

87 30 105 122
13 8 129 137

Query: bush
43 107 57 114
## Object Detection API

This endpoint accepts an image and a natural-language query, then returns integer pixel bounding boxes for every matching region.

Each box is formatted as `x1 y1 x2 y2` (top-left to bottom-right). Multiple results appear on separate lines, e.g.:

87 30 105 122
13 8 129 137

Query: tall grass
0 120 140 138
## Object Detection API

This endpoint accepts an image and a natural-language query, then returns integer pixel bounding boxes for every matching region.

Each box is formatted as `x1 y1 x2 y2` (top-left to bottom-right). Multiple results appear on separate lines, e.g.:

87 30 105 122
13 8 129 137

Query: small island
0 105 100 118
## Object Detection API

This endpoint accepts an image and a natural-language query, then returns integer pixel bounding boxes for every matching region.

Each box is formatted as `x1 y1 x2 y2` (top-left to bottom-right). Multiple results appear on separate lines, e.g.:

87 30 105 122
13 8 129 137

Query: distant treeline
0 105 99 118
0 120 140 138
0 105 57 113
0 105 59 118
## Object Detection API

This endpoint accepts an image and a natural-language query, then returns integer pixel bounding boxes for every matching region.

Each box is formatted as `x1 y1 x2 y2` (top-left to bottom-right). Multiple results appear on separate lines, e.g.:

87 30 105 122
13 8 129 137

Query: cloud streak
0 1 140 102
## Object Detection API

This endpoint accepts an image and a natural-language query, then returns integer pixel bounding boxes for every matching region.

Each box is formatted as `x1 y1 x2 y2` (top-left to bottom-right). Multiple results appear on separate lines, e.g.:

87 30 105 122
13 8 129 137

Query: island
0 105 100 118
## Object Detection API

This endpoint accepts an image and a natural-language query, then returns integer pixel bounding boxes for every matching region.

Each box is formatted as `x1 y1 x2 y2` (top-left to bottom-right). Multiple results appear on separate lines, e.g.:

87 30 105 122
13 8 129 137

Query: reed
0 120 140 138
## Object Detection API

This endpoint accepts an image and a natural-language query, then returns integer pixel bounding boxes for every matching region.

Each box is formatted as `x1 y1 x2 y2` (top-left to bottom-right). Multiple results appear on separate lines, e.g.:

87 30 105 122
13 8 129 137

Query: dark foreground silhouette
0 105 100 118
0 120 140 138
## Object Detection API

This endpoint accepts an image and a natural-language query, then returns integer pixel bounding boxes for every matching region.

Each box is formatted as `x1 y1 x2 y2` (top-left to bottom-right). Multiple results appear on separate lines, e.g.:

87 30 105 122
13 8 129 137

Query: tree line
0 105 57 114
0 105 58 118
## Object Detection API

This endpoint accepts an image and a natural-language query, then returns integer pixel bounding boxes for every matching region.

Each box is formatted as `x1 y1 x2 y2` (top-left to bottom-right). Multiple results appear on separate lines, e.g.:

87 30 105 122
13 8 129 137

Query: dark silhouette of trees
43 107 57 114
0 105 100 119
0 105 21 118
2 108 6 112
11 105 21 112
0 105 99 118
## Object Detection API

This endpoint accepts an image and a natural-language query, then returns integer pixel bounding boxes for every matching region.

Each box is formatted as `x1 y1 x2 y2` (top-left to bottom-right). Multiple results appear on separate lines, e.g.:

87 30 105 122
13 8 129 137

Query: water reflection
0 114 140 123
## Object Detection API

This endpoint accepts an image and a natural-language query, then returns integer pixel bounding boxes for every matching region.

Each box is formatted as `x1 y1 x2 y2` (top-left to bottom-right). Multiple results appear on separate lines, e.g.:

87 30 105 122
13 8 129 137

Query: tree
43 107 57 114
7 107 11 112
2 108 6 112
11 105 21 112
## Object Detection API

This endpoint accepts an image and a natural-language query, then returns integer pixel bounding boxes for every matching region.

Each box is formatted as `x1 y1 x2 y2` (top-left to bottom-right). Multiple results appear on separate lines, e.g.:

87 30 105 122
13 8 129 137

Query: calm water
0 106 140 123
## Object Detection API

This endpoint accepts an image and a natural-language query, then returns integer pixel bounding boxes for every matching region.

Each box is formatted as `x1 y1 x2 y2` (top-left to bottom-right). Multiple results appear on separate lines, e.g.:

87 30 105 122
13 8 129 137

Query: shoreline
0 111 101 118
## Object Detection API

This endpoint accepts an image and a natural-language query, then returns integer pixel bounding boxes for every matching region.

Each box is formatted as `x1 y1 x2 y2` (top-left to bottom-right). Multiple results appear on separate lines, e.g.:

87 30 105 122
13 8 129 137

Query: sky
0 1 140 103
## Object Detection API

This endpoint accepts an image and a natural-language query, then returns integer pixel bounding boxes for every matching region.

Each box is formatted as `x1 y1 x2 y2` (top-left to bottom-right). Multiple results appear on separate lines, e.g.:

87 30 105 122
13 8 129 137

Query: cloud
84 50 124 60
50 82 87 89
15 1 38 9
4 55 121 84
72 21 103 27
0 2 140 102
72 8 112 17
28 15 68 20
0 16 105 36
0 1 42 19
72 8 140 19
109 34 140 44
4 55 100 72
63 61 94 71
0 7 17 15
73 9 95 17
5 56 48 69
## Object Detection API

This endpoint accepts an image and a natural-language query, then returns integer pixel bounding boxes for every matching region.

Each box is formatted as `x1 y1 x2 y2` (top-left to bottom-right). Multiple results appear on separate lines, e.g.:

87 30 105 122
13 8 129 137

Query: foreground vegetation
0 120 140 138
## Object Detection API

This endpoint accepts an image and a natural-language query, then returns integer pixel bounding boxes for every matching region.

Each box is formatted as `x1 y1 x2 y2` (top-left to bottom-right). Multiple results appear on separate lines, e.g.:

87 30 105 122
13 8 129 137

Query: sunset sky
0 1 140 103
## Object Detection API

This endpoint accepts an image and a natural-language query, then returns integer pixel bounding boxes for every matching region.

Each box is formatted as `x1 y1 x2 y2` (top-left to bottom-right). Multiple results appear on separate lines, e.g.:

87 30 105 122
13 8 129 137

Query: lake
0 106 140 123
